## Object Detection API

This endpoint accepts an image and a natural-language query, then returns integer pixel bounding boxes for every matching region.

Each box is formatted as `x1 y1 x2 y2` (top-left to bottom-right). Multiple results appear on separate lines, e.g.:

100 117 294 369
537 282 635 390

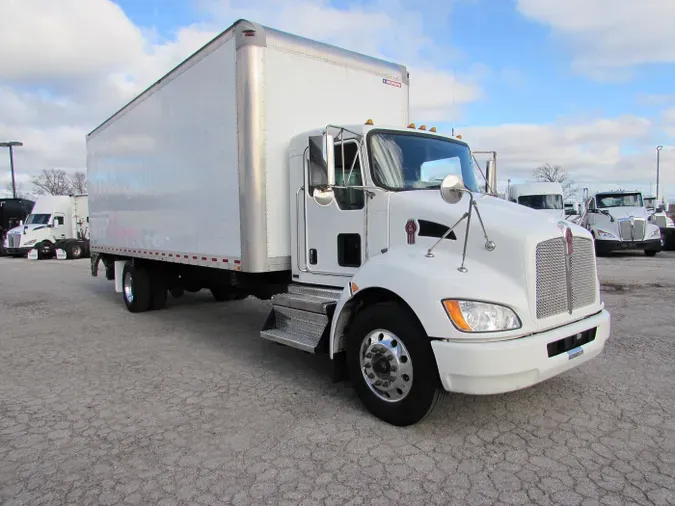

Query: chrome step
260 284 341 353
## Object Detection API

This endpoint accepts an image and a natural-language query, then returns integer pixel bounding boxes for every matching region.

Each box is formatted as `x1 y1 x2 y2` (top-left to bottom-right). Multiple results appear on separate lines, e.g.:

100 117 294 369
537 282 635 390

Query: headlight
649 228 661 238
442 299 521 332
596 229 616 239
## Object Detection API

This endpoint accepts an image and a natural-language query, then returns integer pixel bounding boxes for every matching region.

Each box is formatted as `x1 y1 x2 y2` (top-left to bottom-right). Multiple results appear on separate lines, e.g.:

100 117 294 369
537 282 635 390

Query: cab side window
54 216 65 226
334 142 364 211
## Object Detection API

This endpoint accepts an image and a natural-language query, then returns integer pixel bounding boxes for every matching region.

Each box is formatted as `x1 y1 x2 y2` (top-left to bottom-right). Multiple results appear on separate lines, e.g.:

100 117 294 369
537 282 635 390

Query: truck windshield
596 193 643 208
518 195 563 210
368 132 480 193
25 214 51 225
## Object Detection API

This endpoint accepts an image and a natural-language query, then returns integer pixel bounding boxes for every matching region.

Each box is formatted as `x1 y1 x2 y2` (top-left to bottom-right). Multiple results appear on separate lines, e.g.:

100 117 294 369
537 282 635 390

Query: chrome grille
570 238 597 310
618 218 645 241
619 220 632 241
535 236 597 319
7 234 20 249
633 219 645 241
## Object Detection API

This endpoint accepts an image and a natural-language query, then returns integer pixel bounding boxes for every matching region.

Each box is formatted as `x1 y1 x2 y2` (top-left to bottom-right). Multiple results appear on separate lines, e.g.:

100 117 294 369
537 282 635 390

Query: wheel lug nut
375 380 382 386
365 353 372 358
367 373 375 379
390 365 397 372
386 355 394 361
382 382 389 388
364 363 372 369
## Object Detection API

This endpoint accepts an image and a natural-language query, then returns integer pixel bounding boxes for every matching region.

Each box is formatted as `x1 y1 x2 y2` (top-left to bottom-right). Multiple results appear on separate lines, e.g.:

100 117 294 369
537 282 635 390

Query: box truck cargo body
87 21 408 272
89 20 610 426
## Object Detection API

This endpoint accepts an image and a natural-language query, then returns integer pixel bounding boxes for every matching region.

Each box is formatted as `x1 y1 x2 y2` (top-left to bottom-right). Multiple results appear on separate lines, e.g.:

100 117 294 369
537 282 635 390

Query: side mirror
322 133 336 186
485 160 497 195
312 187 335 207
439 175 465 204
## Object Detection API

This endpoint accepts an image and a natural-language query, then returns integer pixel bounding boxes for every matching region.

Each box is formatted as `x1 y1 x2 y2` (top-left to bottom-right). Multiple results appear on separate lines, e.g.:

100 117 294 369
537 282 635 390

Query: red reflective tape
201 256 207 261
162 253 166 256
168 253 173 257
222 259 228 263
184 255 188 259
192 256 197 259
234 260 241 264
212 258 217 262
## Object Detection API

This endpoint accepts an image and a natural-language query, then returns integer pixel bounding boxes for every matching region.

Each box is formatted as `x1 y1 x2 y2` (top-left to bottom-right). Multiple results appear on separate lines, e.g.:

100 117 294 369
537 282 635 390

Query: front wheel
346 302 441 426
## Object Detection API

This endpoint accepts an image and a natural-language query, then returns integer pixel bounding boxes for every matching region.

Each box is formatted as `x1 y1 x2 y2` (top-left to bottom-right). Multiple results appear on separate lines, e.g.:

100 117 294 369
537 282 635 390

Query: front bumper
431 309 610 395
595 238 661 253
4 247 31 256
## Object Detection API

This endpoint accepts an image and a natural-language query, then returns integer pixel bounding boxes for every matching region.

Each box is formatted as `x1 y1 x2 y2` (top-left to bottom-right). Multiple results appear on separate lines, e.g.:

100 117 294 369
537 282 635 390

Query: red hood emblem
564 226 574 255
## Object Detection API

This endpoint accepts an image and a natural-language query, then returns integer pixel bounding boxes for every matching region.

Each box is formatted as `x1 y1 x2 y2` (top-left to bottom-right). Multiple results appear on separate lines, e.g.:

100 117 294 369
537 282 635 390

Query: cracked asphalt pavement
1 252 674 505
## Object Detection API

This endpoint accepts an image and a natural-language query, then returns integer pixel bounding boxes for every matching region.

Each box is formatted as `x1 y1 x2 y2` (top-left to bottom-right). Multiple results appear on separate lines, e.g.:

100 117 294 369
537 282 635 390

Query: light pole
656 145 663 206
0 141 24 199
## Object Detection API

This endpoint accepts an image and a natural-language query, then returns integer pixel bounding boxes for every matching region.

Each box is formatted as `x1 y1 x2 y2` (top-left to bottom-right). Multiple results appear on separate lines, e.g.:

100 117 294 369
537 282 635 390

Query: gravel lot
1 252 674 506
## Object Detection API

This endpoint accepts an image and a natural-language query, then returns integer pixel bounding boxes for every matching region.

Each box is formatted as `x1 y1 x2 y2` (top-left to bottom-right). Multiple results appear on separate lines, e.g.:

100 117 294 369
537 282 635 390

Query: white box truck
88 19 610 426
3 194 90 259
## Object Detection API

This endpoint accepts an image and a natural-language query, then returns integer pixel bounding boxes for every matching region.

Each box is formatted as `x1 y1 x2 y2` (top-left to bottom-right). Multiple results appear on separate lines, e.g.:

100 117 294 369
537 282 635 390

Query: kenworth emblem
405 219 417 245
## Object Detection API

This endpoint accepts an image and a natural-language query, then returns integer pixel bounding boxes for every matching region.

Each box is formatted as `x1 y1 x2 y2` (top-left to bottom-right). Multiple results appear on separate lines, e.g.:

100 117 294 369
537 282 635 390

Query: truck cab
3 195 90 258
508 182 565 220
644 196 675 250
580 190 661 256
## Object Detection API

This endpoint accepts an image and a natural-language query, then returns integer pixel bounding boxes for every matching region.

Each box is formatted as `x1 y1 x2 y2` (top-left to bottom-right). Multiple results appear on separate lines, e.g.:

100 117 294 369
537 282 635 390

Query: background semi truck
580 190 661 256
88 19 610 426
0 198 34 256
3 194 90 259
508 182 565 220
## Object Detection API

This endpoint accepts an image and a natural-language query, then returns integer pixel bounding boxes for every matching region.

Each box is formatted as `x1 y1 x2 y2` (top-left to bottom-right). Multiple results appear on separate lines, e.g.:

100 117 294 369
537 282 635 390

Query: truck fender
328 247 531 358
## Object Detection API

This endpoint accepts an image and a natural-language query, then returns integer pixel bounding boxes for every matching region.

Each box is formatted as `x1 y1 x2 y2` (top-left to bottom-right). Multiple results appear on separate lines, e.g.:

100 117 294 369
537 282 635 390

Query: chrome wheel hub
360 329 413 402
123 272 134 303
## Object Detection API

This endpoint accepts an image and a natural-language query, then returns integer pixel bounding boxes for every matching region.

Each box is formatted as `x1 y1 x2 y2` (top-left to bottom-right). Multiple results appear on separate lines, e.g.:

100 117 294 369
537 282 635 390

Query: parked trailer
88 19 610 426
4 194 90 259
0 198 34 256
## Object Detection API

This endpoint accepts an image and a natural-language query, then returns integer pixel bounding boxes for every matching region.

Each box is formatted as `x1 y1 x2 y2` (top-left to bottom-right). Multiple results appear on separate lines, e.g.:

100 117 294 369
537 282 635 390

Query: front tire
346 301 441 426
122 263 152 313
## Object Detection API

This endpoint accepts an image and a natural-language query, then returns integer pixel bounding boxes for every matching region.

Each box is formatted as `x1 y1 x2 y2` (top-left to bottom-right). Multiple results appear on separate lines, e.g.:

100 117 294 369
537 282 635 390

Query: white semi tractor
3 194 90 259
508 182 565 220
580 190 661 256
88 19 610 426
644 196 675 250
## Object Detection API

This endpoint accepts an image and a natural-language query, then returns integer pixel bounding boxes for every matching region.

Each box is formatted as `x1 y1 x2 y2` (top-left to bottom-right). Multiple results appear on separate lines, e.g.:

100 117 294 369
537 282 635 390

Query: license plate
567 347 584 360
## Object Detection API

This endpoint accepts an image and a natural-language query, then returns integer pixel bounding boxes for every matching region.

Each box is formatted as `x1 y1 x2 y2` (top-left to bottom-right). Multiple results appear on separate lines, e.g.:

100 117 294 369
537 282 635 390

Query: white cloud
516 0 675 76
0 0 481 189
458 116 675 195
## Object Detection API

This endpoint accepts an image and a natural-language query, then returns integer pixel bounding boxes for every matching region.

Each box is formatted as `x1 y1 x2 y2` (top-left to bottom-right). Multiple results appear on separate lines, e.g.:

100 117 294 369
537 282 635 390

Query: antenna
451 67 456 127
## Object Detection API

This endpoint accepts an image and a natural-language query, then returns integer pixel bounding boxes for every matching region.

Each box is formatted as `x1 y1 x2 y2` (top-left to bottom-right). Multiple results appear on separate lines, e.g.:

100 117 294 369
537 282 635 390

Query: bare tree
2 181 35 200
532 163 578 200
70 171 88 194
30 169 74 196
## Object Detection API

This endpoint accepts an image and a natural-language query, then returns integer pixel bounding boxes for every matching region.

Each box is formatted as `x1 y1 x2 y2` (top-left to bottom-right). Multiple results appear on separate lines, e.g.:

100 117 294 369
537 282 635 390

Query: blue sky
1 0 674 200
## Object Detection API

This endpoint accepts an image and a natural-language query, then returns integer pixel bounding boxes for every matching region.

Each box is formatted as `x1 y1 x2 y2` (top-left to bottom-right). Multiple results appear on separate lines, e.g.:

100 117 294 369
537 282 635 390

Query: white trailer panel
87 20 409 273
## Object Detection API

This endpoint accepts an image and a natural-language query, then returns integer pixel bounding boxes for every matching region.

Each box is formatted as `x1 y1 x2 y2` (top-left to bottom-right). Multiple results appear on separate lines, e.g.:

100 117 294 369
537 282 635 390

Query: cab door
300 136 366 281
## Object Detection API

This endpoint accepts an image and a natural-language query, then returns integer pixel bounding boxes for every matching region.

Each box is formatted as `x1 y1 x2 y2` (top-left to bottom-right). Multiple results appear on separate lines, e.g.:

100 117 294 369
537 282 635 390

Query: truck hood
6 224 48 235
602 206 649 220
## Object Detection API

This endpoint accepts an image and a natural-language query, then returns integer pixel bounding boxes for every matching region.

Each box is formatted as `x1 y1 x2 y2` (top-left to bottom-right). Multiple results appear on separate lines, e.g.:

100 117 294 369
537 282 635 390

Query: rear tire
346 301 441 426
66 241 84 259
122 263 152 313
645 250 658 257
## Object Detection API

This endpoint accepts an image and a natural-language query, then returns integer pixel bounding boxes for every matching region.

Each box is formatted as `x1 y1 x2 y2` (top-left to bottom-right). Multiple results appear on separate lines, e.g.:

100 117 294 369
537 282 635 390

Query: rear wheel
122 263 152 313
645 250 658 257
346 301 441 426
66 241 84 259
